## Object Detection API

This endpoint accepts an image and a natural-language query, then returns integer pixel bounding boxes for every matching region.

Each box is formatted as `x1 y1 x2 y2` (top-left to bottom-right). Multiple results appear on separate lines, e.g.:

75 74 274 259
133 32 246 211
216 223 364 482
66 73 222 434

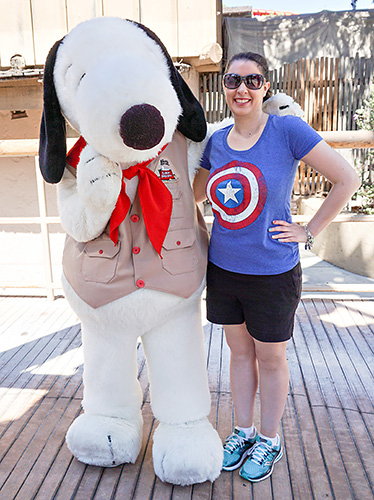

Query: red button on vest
132 246 140 254
99 249 104 254
176 241 181 246
131 214 140 223
136 279 145 288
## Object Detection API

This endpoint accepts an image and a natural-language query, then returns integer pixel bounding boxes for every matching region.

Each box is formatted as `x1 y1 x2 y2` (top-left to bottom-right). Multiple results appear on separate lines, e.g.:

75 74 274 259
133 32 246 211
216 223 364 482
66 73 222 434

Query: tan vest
62 132 209 309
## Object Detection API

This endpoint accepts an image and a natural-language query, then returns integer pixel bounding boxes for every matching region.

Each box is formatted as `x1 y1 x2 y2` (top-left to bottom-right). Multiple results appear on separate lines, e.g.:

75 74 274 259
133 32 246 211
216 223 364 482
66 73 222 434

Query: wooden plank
65 0 103 32
341 300 374 351
0 0 34 67
207 323 223 393
332 301 374 400
0 323 80 436
36 324 82 397
323 57 329 131
315 300 373 414
352 54 360 131
281 396 313 500
300 58 306 111
113 403 158 500
0 79 43 111
302 301 372 498
140 0 178 56
30 406 79 499
317 57 324 131
50 452 87 500
212 391 233 500
0 308 79 393
0 300 68 373
0 396 62 498
347 56 354 131
308 300 374 498
313 58 319 130
0 297 37 337
102 0 140 19
177 0 217 59
30 0 67 66
332 58 339 131
12 396 80 500
191 396 219 499
288 309 337 498
305 59 311 125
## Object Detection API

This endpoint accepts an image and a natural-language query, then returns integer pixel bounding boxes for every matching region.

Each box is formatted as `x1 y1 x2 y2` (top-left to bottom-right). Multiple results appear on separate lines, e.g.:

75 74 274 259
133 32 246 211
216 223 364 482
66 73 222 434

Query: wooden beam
0 78 43 110
204 214 374 226
0 138 76 156
1 131 373 159
319 130 374 149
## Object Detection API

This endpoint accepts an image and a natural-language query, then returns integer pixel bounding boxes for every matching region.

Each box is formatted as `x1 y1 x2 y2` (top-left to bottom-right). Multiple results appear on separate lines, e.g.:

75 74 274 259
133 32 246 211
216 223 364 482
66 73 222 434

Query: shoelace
224 433 247 453
250 441 274 465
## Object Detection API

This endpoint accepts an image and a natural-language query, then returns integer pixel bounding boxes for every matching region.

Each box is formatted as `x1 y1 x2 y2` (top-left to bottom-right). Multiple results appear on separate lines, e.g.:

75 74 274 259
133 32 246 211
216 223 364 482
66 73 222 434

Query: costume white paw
66 413 143 467
77 148 122 212
152 418 223 485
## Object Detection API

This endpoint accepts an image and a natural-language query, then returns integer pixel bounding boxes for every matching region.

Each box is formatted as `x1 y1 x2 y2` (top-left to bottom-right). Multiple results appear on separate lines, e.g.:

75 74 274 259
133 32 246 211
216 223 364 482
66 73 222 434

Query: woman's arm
270 140 361 244
193 167 210 203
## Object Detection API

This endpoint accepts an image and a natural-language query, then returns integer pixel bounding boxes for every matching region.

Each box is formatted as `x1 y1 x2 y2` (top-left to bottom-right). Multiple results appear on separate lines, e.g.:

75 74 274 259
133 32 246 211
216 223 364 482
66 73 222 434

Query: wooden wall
0 0 220 68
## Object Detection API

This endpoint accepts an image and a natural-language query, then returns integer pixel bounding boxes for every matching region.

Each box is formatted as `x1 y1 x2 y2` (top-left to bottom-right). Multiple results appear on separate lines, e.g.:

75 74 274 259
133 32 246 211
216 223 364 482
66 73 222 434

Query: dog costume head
39 17 207 183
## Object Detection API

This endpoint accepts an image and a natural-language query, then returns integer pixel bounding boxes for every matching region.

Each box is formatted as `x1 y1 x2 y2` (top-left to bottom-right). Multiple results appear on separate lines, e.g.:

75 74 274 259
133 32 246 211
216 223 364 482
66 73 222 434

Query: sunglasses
223 73 265 90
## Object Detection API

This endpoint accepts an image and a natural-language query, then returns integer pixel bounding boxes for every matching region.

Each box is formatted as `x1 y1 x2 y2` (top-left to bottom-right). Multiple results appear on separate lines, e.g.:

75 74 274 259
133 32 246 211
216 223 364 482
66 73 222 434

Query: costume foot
66 413 143 467
153 418 223 485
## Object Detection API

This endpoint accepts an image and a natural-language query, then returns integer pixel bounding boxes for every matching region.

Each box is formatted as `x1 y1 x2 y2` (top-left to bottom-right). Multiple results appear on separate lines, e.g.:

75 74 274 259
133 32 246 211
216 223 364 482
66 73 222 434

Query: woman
193 52 360 483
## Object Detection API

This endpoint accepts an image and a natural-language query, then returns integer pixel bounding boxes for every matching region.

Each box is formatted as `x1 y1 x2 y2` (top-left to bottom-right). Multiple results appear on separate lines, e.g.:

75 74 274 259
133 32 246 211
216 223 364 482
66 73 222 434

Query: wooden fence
200 55 374 196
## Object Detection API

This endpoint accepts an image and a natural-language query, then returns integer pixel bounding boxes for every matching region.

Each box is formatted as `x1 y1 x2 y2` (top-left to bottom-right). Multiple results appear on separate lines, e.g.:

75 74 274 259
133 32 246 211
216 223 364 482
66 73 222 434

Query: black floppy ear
171 70 207 142
39 38 66 184
130 21 207 143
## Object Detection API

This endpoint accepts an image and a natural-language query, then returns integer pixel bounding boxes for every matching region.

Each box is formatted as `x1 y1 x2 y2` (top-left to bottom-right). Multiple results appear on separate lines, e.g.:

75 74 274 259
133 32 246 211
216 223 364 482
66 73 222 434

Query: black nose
119 104 165 150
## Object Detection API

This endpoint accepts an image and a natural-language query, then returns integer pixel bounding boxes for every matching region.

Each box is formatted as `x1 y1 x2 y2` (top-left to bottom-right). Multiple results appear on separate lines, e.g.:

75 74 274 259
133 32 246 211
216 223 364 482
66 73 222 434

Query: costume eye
79 73 86 82
279 105 289 110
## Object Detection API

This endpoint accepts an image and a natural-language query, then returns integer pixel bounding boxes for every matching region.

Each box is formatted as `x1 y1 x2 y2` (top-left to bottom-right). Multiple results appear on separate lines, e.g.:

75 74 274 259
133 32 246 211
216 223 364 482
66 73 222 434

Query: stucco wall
0 108 61 230
299 197 374 279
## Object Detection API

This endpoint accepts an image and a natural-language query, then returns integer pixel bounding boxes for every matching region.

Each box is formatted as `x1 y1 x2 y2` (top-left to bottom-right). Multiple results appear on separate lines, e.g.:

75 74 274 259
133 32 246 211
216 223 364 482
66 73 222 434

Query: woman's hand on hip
268 220 307 244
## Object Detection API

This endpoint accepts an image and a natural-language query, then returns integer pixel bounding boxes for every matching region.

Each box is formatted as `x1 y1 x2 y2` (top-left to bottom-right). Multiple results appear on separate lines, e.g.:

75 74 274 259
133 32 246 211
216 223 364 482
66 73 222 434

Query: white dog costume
39 17 223 485
262 92 305 118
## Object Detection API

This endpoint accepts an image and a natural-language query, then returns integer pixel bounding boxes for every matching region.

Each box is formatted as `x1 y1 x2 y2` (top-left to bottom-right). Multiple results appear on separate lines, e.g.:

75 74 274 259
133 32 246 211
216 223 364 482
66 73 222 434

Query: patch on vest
156 157 180 183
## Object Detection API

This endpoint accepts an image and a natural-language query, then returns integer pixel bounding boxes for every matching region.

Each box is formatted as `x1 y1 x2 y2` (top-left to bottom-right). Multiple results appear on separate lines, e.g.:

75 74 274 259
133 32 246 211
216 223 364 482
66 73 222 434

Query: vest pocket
81 238 121 283
161 228 198 275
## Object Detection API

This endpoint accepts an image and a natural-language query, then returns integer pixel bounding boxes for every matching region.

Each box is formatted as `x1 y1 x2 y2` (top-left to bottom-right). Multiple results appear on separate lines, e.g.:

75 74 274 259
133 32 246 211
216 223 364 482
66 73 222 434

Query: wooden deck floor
0 296 373 500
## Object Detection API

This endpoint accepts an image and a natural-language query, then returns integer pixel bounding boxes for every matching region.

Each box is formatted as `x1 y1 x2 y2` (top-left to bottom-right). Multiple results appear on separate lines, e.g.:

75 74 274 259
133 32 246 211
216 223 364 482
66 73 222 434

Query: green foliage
353 83 374 213
354 183 374 215
354 84 374 131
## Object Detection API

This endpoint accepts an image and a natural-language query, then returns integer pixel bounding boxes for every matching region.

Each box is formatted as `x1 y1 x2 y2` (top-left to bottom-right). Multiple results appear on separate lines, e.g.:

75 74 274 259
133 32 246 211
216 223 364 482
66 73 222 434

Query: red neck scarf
66 137 172 257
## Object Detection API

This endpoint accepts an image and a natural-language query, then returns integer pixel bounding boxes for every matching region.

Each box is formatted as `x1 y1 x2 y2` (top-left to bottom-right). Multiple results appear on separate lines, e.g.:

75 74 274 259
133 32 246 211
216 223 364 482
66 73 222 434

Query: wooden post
35 156 55 300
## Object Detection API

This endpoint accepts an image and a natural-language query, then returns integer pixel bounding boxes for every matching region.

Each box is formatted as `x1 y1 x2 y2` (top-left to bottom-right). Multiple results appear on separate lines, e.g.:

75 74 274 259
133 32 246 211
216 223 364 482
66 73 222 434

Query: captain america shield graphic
206 161 267 229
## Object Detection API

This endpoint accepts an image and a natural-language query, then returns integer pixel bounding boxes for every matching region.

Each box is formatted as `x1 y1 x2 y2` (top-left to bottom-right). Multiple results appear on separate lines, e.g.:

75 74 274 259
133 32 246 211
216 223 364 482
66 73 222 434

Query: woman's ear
39 37 67 184
263 81 271 100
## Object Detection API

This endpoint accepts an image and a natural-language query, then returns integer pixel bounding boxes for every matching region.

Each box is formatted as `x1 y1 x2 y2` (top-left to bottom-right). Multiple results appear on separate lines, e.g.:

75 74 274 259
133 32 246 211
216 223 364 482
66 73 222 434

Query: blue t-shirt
201 114 323 275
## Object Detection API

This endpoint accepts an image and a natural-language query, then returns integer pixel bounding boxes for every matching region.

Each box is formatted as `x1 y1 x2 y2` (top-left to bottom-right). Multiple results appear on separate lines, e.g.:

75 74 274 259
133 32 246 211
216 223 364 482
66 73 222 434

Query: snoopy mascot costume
39 16 223 485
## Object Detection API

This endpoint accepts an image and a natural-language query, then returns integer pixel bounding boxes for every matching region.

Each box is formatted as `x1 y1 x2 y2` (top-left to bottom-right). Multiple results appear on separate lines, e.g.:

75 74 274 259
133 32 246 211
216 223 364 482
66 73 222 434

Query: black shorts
206 261 302 343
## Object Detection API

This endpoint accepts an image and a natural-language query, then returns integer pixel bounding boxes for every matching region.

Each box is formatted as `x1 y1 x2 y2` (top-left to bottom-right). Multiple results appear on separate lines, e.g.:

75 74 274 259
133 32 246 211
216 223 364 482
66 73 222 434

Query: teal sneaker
239 435 283 482
222 428 257 471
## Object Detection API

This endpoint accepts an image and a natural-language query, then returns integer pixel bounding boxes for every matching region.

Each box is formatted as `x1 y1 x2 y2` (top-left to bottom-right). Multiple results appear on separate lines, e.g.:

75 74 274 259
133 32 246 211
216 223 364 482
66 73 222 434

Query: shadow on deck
0 296 373 499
